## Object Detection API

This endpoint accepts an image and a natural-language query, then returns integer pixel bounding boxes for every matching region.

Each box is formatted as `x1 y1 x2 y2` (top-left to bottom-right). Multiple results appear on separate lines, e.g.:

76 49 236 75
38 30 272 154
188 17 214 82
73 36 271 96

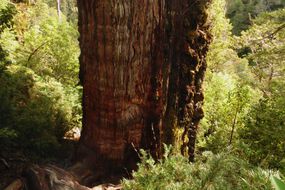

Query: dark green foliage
226 0 285 35
0 0 16 32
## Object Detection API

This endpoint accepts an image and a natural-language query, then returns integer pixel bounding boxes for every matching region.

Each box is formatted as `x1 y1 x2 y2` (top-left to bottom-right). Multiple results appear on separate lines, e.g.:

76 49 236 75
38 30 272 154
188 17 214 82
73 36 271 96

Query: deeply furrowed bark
76 0 211 178
76 0 165 176
163 0 211 161
175 0 211 162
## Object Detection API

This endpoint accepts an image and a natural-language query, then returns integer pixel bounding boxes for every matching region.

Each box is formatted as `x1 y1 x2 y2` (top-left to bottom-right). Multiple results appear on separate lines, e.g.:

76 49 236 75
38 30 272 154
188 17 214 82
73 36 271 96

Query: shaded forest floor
0 137 124 190
0 139 75 189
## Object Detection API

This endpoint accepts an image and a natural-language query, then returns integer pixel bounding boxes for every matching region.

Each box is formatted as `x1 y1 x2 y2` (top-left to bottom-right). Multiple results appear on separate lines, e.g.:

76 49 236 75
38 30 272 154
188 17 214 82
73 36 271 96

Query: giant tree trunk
76 0 211 178
76 0 165 176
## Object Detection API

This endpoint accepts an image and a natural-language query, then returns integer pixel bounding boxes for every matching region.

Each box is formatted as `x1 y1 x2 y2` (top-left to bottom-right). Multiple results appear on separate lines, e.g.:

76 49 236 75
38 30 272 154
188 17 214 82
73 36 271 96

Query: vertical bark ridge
141 0 165 159
163 0 185 146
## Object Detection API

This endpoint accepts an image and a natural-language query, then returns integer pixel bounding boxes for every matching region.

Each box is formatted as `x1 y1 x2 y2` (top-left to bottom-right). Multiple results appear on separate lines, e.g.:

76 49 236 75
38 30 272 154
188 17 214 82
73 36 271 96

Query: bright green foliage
206 0 234 72
200 1 285 175
193 0 285 175
233 9 285 172
0 1 80 86
123 148 275 190
236 9 285 93
198 0 261 153
0 0 16 64
200 74 258 153
199 0 285 177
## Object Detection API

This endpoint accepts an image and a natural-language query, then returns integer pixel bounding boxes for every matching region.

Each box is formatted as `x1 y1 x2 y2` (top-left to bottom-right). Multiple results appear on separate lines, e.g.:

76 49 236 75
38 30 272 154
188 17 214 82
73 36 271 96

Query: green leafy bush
239 83 285 172
0 0 16 32
0 1 80 86
0 65 79 157
0 0 16 65
123 147 275 190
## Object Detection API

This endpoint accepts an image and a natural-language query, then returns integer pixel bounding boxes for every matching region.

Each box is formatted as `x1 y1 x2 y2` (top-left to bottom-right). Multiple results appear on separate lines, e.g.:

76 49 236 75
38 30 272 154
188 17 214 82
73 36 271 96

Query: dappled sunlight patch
64 127 81 141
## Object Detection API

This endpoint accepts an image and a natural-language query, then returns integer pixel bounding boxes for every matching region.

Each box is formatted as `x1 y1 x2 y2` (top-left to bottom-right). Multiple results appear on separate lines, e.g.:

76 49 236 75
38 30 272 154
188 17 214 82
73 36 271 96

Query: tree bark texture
171 1 212 162
77 0 165 175
77 0 212 176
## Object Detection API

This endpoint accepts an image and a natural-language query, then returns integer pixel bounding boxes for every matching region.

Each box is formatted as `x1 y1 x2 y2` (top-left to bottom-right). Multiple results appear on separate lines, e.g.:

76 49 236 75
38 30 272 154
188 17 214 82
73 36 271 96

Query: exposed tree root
4 164 123 190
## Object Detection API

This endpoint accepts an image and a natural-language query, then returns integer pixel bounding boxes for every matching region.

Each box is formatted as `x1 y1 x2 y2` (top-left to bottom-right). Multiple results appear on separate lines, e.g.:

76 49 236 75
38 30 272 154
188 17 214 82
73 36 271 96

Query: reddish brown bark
76 0 211 178
76 0 165 176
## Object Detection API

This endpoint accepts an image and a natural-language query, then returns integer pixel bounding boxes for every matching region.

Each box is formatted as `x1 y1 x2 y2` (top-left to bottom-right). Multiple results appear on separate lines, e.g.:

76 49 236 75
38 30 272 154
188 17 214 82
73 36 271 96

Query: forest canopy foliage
0 0 285 189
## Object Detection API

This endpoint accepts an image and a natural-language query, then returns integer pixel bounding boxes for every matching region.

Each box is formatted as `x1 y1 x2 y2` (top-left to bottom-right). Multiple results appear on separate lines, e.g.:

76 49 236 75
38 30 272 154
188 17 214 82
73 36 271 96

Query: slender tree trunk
56 0 61 22
229 107 239 145
76 0 211 178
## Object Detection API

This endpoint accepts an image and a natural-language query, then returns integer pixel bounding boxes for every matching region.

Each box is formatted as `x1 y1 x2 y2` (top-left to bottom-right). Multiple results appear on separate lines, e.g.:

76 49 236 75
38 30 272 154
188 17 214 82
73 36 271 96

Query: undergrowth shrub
123 147 276 190
0 65 80 158
238 85 285 173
